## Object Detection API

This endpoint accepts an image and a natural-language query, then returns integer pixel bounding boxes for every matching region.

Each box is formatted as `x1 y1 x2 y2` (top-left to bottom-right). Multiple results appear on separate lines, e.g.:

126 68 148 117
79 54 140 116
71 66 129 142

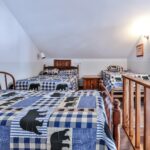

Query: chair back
0 71 16 90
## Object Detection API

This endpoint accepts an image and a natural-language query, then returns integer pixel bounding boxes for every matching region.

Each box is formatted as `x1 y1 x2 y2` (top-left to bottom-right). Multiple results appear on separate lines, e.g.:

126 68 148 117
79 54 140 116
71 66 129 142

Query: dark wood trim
43 65 79 70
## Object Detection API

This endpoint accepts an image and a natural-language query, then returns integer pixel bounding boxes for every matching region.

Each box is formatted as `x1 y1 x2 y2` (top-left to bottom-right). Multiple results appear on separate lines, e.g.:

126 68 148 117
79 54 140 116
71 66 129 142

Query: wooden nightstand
83 75 101 90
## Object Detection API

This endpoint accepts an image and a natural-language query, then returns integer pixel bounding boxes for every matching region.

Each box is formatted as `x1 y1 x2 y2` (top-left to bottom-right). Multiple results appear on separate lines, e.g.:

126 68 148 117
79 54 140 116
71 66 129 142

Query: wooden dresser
83 75 101 90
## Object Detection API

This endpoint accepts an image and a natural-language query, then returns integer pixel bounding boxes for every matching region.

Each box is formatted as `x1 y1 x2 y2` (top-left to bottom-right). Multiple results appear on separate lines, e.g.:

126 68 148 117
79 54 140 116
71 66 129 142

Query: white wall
128 37 150 74
43 58 127 77
0 0 128 82
0 1 43 80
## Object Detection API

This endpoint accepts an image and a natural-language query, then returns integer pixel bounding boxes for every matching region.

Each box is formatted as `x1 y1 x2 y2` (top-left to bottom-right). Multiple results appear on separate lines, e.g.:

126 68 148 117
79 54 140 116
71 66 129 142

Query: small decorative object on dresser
83 75 101 90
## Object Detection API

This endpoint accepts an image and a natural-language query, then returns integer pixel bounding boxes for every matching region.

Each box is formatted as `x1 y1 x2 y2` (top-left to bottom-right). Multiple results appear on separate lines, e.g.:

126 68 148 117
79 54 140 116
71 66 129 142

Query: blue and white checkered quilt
101 70 123 92
101 70 150 92
16 75 78 91
0 90 116 150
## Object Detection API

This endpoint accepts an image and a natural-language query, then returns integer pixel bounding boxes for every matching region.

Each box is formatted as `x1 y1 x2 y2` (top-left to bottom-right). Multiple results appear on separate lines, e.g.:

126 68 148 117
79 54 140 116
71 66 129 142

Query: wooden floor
120 128 133 150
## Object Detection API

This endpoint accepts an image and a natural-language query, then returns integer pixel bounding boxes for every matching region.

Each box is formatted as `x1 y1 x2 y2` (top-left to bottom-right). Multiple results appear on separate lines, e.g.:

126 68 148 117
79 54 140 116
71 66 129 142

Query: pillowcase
59 69 78 76
39 68 59 75
107 65 123 72
48 68 59 75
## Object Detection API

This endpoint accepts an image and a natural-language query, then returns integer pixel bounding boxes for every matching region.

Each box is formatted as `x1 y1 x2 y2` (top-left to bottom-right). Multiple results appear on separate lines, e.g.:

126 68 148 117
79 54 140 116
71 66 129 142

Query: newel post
113 99 121 150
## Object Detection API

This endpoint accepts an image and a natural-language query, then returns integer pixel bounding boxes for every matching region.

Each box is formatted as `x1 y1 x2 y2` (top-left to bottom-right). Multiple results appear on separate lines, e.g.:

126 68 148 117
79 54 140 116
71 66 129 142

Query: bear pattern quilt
16 75 78 91
0 90 116 150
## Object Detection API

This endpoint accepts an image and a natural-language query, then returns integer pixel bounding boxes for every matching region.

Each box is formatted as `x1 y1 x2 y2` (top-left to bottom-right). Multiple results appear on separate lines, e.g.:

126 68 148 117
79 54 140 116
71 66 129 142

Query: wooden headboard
54 60 71 68
43 59 79 73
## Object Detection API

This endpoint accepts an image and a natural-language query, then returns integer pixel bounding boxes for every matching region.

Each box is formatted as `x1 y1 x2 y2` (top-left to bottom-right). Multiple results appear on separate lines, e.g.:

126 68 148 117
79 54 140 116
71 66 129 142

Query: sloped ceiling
3 0 150 58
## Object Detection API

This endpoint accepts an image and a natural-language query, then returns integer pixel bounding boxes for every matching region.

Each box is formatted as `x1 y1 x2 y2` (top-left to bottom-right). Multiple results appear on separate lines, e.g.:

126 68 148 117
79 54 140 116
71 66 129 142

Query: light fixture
130 16 150 39
40 52 46 59
37 52 46 59
144 35 149 40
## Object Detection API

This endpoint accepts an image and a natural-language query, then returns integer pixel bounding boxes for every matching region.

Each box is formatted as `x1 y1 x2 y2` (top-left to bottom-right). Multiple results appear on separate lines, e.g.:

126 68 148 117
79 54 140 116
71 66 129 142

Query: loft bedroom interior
0 0 150 150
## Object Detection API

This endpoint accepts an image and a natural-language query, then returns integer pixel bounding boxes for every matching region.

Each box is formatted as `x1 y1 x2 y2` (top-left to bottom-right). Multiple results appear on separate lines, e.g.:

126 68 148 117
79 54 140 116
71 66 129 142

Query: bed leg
113 99 121 150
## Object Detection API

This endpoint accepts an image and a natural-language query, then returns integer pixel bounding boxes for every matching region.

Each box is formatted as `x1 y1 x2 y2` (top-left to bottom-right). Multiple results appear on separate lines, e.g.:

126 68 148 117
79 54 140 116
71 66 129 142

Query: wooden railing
122 75 150 150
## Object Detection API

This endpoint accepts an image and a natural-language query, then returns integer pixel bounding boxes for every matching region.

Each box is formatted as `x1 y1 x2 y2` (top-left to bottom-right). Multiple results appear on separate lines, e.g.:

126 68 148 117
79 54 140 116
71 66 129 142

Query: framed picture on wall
136 43 144 57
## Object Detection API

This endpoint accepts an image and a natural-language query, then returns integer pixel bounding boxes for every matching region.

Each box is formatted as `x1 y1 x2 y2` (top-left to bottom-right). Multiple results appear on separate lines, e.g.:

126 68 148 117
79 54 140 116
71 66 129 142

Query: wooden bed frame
43 59 79 74
0 71 16 90
99 80 121 150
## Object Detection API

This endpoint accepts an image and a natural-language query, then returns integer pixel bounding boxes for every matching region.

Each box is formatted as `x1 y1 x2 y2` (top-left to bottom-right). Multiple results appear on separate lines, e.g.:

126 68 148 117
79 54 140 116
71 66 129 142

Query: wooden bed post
99 81 121 149
77 64 79 76
43 64 46 71
99 79 105 91
110 89 114 100
113 99 121 150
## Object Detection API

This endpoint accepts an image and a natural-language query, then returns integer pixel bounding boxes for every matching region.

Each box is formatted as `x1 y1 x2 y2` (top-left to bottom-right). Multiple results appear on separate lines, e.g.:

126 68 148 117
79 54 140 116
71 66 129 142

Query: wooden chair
0 71 16 90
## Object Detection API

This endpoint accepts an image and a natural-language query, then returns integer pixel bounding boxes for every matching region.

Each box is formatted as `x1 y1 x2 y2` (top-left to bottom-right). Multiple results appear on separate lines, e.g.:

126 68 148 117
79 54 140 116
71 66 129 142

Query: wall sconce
40 52 46 59
130 16 150 39
37 52 46 59
144 35 149 40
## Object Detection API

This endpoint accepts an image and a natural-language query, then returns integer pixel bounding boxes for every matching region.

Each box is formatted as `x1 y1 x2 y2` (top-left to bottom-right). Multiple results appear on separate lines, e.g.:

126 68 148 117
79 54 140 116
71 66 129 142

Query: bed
16 60 79 91
0 88 120 150
101 67 150 98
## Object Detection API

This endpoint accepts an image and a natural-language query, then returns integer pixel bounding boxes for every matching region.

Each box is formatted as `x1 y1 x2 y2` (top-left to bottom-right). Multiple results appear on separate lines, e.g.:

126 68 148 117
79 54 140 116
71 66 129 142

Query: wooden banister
123 74 150 88
122 75 150 150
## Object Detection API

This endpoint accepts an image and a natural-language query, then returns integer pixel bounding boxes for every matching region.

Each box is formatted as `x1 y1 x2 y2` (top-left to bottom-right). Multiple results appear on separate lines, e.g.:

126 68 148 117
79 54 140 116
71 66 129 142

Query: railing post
135 83 141 149
113 99 121 150
123 77 129 129
129 80 134 138
144 87 150 150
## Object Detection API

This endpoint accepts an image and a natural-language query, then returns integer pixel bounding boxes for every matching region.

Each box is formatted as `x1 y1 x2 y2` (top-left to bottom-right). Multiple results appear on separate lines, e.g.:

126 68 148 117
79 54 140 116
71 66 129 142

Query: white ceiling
3 0 150 58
